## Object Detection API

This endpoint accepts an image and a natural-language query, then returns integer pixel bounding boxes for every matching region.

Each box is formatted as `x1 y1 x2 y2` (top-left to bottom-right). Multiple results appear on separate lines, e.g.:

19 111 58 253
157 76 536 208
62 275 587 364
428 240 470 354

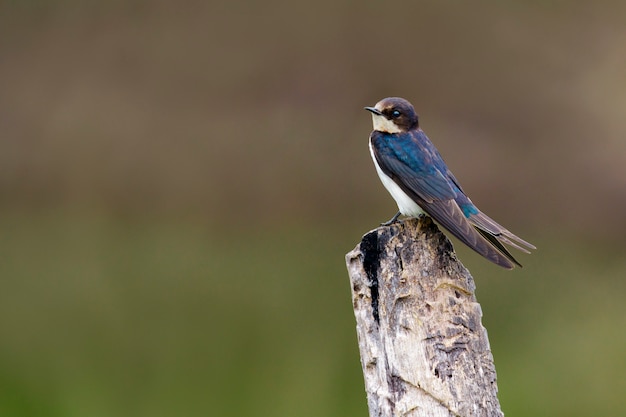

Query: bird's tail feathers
422 200 518 269
469 211 536 253
475 228 523 268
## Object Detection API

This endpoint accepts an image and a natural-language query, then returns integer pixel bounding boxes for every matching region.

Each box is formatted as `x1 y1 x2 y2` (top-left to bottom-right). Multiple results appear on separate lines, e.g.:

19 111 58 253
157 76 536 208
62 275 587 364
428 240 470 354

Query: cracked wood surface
345 217 504 417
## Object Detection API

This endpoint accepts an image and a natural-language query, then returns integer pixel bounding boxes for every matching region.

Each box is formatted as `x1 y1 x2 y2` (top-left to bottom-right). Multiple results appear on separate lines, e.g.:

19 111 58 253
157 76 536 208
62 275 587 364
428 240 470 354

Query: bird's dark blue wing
371 130 520 269
371 130 458 202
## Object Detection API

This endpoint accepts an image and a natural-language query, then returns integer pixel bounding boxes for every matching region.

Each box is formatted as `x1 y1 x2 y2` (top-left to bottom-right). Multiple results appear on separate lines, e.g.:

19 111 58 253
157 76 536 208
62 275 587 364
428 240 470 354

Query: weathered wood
345 217 503 417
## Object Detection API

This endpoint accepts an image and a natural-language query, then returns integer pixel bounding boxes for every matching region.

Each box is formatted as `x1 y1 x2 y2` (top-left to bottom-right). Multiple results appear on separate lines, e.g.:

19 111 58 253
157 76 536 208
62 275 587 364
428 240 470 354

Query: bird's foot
380 212 402 226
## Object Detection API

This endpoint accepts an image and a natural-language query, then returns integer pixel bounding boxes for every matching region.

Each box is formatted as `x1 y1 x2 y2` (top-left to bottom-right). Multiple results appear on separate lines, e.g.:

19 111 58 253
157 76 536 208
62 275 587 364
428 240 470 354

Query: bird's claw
380 212 401 226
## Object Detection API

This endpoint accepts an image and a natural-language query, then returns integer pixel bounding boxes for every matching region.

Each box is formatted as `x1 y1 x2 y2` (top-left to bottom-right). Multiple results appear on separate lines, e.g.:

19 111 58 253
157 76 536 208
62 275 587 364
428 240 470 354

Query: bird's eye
391 110 401 118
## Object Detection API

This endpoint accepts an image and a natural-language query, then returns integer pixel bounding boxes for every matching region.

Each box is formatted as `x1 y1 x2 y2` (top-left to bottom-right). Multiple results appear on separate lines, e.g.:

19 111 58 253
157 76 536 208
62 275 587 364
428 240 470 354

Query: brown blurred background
1 1 625 416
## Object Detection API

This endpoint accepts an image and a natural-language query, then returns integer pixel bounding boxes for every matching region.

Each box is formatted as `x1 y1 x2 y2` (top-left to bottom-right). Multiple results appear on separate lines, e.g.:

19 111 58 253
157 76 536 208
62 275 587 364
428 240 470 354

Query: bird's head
365 97 419 133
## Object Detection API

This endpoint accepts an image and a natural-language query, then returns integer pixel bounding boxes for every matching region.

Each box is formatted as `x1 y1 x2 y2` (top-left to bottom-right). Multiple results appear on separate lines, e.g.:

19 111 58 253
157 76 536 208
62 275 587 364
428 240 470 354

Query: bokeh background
2 1 626 416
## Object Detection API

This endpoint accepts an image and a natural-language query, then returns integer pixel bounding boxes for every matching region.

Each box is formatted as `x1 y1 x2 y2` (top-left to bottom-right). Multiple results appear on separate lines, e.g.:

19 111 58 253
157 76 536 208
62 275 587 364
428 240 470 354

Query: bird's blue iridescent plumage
373 129 482 222
373 130 459 201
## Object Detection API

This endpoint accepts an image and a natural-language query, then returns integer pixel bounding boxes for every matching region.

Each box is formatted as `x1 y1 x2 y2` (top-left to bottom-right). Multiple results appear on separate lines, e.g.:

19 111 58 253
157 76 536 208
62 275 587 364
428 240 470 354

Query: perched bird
365 97 535 269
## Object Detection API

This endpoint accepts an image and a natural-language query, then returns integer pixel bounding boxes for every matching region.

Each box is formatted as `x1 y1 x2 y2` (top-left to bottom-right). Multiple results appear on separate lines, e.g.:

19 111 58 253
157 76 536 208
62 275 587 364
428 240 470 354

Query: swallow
365 97 535 269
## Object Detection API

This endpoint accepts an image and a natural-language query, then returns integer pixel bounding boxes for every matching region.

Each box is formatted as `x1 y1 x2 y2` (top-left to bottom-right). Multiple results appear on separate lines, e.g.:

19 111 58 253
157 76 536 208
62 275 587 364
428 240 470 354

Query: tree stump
345 217 504 417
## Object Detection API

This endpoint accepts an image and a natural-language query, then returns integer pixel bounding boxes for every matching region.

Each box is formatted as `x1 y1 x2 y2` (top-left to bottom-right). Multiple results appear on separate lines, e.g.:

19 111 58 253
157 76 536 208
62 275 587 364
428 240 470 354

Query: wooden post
345 217 504 417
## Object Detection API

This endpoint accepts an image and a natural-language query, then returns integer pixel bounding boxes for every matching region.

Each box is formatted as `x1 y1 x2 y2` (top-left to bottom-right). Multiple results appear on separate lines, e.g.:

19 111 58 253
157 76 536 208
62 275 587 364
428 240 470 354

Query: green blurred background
1 1 626 416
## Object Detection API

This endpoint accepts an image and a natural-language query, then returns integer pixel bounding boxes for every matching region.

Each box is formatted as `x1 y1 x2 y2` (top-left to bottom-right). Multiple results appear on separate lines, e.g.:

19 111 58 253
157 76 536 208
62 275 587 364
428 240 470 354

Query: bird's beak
364 106 382 115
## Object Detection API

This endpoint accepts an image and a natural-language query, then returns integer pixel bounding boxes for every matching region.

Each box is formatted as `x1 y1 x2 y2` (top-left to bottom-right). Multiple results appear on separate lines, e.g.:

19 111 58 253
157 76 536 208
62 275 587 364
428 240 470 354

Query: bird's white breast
369 140 425 217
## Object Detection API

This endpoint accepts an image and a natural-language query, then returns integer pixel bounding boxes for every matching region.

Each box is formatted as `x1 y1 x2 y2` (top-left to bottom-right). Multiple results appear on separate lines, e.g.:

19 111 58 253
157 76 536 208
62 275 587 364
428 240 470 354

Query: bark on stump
345 217 504 417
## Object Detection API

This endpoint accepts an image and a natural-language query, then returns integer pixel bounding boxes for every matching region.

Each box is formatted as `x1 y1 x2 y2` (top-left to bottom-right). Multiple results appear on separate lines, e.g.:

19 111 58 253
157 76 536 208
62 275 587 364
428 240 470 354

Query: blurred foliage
1 0 626 416
0 211 625 416
1 0 626 235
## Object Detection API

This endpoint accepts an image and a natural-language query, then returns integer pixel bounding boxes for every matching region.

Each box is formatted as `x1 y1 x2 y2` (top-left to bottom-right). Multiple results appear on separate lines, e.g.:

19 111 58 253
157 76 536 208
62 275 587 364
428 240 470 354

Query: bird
365 97 535 269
